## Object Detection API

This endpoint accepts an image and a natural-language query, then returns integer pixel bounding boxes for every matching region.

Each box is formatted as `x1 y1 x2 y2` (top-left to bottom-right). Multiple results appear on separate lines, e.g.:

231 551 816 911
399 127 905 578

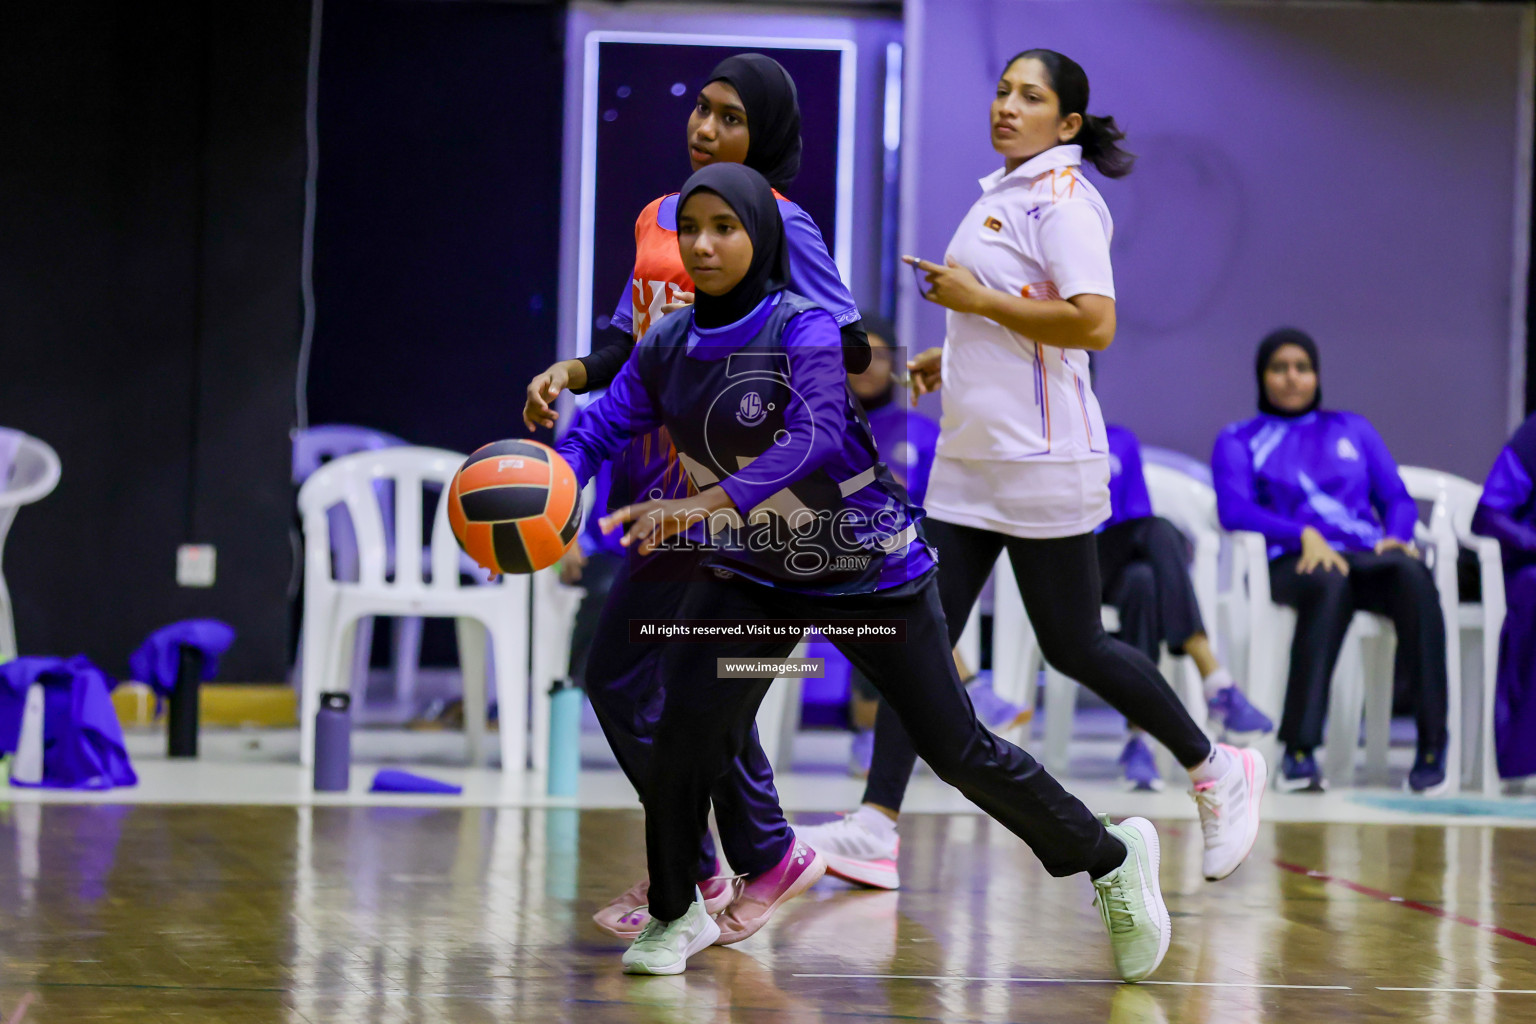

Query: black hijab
1256 327 1322 418
677 163 792 329
707 53 802 192
856 314 898 411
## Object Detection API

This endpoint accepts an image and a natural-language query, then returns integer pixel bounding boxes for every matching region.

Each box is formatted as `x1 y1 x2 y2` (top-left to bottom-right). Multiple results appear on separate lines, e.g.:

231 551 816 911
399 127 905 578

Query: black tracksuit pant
1269 549 1448 754
643 567 1126 922
1096 516 1206 664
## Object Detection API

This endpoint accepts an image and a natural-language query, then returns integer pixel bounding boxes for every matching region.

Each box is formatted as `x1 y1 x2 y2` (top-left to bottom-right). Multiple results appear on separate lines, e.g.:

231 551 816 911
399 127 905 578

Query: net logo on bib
736 391 767 427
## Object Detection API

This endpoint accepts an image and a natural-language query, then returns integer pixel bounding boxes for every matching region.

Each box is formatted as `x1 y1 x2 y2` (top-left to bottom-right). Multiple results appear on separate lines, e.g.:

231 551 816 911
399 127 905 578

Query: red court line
1274 859 1536 948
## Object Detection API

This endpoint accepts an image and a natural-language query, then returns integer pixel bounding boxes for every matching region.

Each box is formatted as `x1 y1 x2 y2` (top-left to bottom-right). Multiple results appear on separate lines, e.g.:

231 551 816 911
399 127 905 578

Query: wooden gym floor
1 803 1533 1023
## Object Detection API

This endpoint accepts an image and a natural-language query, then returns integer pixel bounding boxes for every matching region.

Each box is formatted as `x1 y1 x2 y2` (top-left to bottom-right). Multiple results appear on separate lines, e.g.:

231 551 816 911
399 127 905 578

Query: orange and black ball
447 440 581 574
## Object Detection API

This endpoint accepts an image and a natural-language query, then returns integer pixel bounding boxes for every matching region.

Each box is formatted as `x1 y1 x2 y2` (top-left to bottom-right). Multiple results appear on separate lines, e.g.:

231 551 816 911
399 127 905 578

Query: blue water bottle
313 692 352 792
547 678 582 797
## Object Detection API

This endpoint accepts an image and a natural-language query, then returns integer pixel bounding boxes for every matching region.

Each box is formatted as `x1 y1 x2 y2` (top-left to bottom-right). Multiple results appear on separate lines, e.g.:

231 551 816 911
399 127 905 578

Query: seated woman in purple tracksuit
1212 328 1449 794
1101 423 1273 791
1472 413 1536 784
558 163 1169 981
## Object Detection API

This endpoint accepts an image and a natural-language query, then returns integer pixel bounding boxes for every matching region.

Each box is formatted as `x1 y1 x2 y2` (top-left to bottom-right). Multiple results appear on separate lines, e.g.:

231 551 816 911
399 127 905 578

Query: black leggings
1269 549 1448 753
862 519 1213 813
643 568 1126 921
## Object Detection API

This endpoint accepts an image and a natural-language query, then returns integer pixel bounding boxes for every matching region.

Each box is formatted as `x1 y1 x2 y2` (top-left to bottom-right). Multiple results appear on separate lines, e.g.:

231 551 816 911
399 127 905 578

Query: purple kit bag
0 655 137 790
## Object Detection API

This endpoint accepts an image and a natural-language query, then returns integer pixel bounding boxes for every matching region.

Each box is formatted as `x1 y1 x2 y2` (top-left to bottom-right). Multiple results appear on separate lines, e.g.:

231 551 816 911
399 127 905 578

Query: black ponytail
1006 49 1136 179
1075 113 1135 179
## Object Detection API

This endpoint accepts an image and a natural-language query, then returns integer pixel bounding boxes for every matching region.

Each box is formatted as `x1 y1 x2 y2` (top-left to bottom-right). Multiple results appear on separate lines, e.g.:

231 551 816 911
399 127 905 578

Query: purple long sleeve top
1473 443 1536 567
1212 410 1417 560
558 293 932 595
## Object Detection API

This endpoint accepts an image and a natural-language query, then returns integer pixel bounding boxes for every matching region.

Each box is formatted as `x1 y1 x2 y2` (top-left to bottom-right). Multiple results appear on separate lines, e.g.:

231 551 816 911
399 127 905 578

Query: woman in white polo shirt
800 49 1264 892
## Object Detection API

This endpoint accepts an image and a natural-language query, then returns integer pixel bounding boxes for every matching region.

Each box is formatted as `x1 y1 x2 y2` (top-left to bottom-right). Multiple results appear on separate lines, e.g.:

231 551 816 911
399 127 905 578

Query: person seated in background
1472 413 1536 787
828 318 1027 776
1212 328 1449 794
1100 422 1273 791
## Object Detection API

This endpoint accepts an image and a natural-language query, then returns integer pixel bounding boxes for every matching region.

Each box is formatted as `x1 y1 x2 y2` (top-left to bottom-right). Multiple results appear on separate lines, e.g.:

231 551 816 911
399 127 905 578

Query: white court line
791 974 1351 991
1377 987 1536 994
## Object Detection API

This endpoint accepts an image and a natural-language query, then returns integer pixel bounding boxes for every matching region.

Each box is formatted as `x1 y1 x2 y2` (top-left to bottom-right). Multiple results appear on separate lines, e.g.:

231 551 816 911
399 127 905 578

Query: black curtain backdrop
0 2 309 681
308 0 564 667
308 0 564 452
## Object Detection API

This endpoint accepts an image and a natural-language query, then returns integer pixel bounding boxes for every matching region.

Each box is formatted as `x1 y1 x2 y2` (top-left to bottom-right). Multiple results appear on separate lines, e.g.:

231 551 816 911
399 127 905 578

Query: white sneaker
1192 744 1267 882
794 812 900 890
620 889 720 975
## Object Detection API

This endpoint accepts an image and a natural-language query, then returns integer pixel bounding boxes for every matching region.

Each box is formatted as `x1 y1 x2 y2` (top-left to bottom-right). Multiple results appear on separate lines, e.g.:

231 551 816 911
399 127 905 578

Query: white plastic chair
298 447 531 771
0 430 62 663
1400 466 1502 793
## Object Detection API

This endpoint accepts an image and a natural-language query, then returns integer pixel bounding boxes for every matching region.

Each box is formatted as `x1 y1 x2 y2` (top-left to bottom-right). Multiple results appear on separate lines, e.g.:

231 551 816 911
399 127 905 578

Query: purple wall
902 0 1528 480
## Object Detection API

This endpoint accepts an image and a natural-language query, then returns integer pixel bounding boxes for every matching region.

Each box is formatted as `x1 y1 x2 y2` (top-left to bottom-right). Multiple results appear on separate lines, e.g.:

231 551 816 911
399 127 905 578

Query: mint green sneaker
620 888 721 975
1091 816 1171 983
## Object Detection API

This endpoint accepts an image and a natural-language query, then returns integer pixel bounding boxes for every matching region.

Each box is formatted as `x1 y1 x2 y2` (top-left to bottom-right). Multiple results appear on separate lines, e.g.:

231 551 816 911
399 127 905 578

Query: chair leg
456 617 489 767
334 617 361 714
529 629 554 774
298 650 319 770
297 602 334 771
776 652 805 768
1245 611 1285 738
393 616 424 708
957 603 983 678
1042 666 1076 774
0 574 16 664
755 683 786 772
1324 634 1365 786
1443 620 1463 794
351 616 374 709
486 614 529 774
1480 626 1500 795
1363 637 1394 787
993 576 1033 707
1459 633 1483 787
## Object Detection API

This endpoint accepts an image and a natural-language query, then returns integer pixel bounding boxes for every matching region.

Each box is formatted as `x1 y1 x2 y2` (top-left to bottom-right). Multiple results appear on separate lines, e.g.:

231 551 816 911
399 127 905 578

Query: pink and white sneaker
713 835 827 945
793 812 900 890
592 869 742 939
1192 744 1267 882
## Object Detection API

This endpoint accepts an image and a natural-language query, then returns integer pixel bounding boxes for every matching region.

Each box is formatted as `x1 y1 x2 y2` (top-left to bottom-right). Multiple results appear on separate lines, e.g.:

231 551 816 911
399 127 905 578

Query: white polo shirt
925 145 1117 539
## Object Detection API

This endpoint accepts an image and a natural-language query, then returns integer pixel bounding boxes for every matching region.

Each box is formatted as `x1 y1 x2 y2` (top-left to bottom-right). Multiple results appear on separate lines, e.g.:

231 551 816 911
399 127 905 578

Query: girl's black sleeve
572 327 637 394
840 319 870 373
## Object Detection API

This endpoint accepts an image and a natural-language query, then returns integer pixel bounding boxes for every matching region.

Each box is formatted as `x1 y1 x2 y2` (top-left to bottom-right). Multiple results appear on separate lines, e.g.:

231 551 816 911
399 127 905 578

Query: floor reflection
0 803 1531 1022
